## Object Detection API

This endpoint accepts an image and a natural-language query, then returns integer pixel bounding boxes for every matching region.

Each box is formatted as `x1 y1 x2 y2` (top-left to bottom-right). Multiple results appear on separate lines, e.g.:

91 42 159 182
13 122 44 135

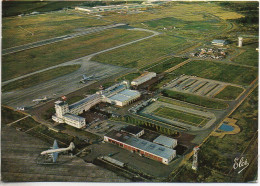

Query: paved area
2 61 125 108
1 124 129 182
164 75 243 98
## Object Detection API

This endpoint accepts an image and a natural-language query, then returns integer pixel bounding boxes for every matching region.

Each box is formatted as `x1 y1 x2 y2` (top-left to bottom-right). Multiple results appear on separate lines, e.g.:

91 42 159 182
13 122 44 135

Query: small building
131 72 156 86
121 125 144 137
211 39 228 46
104 130 176 165
153 135 177 149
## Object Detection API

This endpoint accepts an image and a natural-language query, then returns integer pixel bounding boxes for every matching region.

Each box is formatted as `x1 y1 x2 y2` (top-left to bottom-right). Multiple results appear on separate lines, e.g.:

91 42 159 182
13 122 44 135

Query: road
2 23 126 56
2 27 160 86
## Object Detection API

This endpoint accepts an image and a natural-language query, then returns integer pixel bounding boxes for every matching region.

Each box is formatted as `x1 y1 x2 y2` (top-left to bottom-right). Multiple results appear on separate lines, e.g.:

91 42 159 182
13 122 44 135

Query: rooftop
212 39 227 44
63 113 85 121
109 89 140 102
69 94 101 110
105 130 175 159
153 135 177 148
132 72 156 82
121 125 144 135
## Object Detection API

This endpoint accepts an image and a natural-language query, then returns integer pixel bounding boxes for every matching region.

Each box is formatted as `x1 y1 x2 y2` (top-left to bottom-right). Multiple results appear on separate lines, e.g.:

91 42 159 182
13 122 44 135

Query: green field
2 10 108 49
153 106 208 127
143 57 188 74
162 89 228 109
1 106 25 124
214 85 244 100
232 42 259 67
2 28 151 81
172 60 257 85
2 65 81 92
117 72 141 82
92 35 187 69
12 117 40 132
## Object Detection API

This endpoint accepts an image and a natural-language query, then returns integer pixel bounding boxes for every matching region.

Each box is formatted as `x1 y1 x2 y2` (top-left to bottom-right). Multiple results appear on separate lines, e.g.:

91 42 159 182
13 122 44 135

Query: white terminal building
131 72 156 86
52 81 141 128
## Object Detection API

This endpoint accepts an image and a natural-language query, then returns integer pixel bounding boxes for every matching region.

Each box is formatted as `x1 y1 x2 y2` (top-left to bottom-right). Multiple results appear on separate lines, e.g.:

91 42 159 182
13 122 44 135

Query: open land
1 1 258 183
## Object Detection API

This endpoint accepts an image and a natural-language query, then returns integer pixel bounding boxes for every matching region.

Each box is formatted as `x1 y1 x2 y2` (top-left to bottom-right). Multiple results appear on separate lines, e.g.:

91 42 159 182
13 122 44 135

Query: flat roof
132 72 156 82
63 113 85 121
69 94 100 110
109 89 140 102
212 39 227 44
121 125 144 135
153 135 177 148
105 130 175 159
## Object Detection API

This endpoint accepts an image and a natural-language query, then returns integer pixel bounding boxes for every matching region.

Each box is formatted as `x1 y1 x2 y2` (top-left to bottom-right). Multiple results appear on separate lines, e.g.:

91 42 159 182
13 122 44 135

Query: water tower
238 37 243 47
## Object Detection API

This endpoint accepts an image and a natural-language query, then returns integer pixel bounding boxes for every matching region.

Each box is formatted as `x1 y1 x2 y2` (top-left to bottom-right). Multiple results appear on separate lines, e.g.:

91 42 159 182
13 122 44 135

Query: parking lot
164 75 230 98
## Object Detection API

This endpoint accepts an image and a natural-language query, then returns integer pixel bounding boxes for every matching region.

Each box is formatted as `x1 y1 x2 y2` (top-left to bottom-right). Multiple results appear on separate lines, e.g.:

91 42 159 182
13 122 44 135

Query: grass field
117 72 141 82
92 34 187 69
143 57 188 74
2 28 151 81
214 85 244 100
1 106 25 124
232 42 259 67
153 106 208 127
12 117 40 132
2 10 108 48
172 60 257 85
162 89 228 109
2 65 81 92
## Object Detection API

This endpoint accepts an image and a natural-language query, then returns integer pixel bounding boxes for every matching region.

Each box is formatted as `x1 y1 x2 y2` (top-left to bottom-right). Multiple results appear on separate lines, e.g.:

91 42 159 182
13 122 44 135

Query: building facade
131 72 156 86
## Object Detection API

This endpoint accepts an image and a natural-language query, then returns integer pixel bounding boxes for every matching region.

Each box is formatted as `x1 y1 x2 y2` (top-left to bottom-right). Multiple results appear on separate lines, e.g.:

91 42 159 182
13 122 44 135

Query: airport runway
2 23 126 56
2 27 160 85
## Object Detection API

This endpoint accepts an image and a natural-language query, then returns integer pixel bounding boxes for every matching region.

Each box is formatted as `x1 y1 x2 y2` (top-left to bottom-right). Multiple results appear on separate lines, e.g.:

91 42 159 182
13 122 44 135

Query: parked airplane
80 74 101 83
41 140 75 163
32 96 47 102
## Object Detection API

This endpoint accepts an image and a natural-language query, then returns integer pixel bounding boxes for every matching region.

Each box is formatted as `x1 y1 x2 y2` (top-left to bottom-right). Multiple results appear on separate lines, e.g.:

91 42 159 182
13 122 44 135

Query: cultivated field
172 60 258 85
2 10 108 48
2 28 151 81
153 106 209 127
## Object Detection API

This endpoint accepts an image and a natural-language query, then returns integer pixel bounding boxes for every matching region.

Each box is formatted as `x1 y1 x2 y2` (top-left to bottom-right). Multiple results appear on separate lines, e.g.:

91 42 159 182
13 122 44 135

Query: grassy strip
145 57 188 74
158 97 202 110
214 85 244 100
2 28 151 81
162 89 228 109
153 106 207 126
2 65 81 92
1 106 26 124
67 95 85 105
172 60 257 85
12 117 39 132
92 35 187 69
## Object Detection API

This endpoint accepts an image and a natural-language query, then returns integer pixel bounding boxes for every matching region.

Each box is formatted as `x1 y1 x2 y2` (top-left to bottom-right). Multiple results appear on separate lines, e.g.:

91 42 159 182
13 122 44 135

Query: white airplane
32 96 47 102
41 140 75 163
80 74 96 83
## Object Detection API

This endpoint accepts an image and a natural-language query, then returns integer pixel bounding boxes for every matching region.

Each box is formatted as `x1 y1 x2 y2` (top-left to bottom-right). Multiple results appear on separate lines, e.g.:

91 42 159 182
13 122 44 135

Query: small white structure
192 146 199 171
238 37 243 47
131 72 156 86
153 135 177 149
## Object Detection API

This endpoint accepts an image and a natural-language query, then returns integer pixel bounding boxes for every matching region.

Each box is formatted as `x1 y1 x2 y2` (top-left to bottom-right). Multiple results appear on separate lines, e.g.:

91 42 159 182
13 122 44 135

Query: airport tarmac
1 124 129 182
2 60 126 108
164 75 242 98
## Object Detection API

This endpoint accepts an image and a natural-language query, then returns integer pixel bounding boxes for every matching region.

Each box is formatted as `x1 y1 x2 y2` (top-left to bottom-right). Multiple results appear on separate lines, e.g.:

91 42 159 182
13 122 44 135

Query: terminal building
52 81 140 128
131 72 156 86
104 127 176 165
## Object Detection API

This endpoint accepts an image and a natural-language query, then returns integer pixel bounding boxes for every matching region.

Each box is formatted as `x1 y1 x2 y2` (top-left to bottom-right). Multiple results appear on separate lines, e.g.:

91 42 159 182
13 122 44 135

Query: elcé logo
233 157 249 174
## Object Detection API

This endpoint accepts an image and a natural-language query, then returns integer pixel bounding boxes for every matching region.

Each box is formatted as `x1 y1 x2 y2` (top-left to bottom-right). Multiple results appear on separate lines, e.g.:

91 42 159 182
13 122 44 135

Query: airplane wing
52 152 59 163
53 140 59 149
83 75 87 79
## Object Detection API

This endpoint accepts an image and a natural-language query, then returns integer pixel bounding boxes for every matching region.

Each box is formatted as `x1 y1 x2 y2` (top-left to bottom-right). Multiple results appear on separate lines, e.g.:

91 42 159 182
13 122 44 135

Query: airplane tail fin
69 142 75 150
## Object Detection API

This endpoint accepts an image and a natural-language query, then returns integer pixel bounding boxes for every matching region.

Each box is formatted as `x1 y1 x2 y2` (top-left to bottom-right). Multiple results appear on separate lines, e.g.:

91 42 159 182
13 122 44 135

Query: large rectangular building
104 130 176 165
131 72 156 86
